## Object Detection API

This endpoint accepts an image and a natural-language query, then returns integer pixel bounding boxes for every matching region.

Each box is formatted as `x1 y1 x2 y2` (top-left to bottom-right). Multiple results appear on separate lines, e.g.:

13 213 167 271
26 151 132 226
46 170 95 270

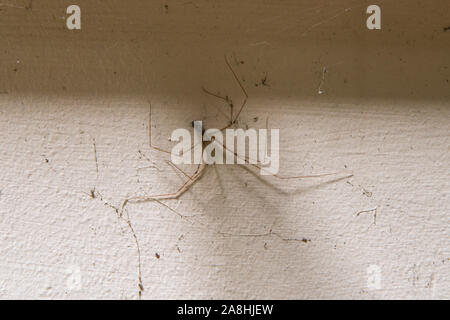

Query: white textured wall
0 0 449 299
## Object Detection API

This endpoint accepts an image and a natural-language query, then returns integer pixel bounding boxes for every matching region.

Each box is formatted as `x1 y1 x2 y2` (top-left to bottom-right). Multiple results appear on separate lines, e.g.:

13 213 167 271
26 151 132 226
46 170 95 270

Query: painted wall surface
0 0 448 299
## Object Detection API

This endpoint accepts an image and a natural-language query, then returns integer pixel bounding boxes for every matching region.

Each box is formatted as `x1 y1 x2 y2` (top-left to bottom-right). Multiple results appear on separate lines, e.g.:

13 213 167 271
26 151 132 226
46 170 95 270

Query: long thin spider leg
202 86 234 125
165 160 194 181
155 199 207 222
220 140 352 179
224 55 248 98
224 55 248 124
121 163 207 214
202 86 230 104
203 56 248 128
147 99 171 155
182 120 236 157
250 163 353 179
232 97 247 124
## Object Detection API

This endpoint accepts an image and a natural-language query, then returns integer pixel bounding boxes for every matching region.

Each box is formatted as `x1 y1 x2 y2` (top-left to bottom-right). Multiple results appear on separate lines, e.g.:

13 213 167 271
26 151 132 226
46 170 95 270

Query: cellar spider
120 56 352 215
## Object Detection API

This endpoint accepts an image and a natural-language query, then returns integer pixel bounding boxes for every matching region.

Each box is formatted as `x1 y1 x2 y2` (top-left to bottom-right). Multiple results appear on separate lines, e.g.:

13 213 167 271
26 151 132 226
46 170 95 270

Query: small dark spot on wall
155 252 160 259
255 73 269 87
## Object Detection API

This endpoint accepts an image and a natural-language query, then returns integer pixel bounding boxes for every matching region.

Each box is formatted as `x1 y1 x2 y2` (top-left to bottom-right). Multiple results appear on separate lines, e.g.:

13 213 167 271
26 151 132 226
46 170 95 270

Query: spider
119 55 352 216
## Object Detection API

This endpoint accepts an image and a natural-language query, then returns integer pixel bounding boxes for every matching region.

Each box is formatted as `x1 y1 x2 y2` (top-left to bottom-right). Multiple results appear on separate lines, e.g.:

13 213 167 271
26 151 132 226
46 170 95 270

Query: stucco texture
0 0 449 299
